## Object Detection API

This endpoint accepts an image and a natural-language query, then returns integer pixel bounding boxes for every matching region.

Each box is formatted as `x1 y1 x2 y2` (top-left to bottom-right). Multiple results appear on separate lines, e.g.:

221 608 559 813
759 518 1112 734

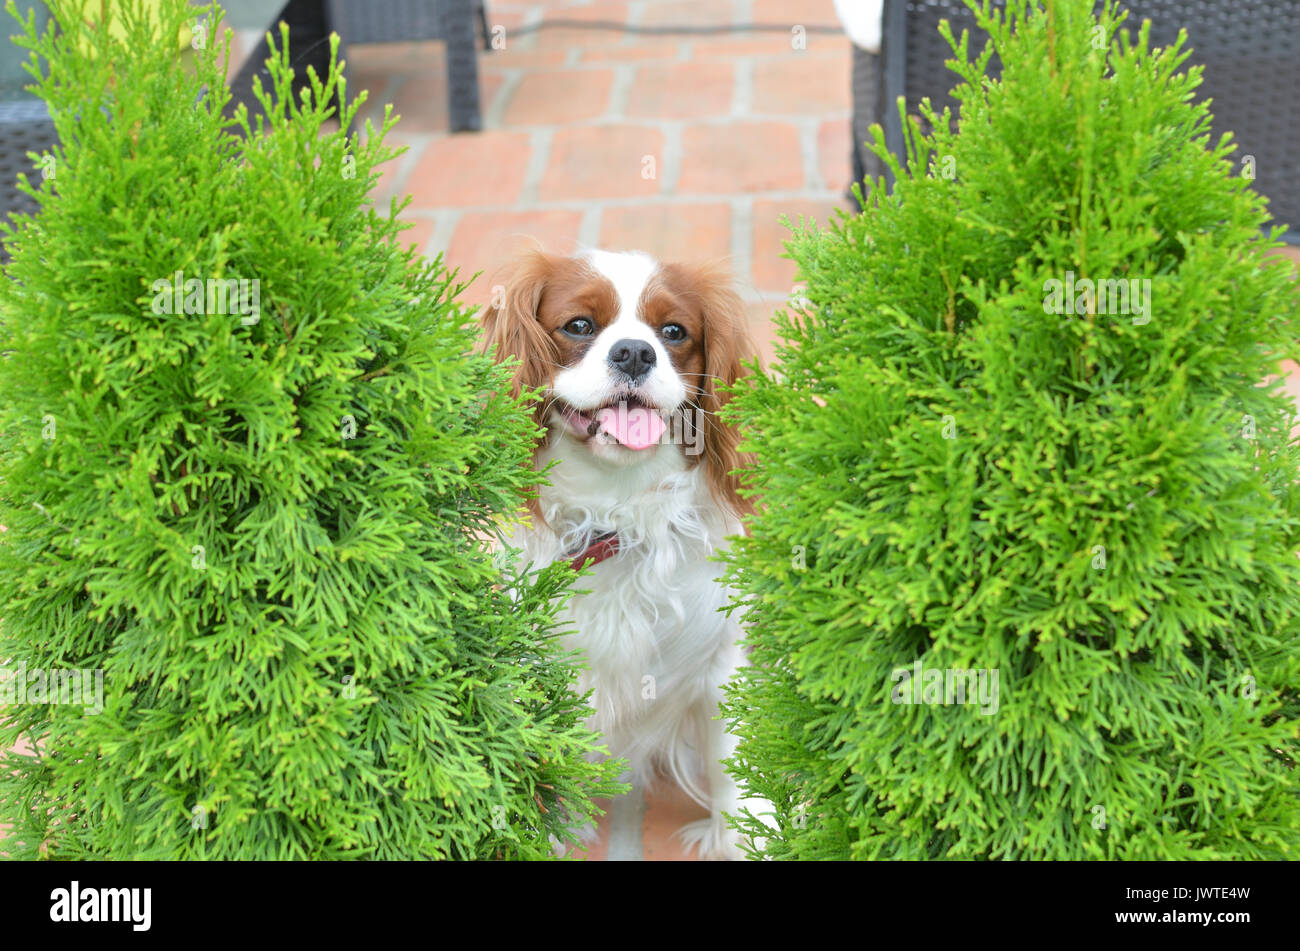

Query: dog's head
480 248 754 517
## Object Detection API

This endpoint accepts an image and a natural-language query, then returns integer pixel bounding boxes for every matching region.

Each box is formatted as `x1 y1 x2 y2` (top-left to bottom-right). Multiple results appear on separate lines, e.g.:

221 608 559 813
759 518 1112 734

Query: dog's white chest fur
514 444 745 805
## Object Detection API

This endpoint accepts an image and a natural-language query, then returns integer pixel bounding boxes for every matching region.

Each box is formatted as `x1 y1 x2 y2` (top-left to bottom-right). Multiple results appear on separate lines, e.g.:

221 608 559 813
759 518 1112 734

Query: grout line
371 73 410 127
515 5 545 50
616 0 649 50
578 204 603 250
372 130 431 204
732 57 753 116
626 0 648 30
799 116 823 191
518 127 555 205
352 73 396 131
605 62 636 121
484 69 525 128
659 121 683 196
731 196 755 291
423 210 463 267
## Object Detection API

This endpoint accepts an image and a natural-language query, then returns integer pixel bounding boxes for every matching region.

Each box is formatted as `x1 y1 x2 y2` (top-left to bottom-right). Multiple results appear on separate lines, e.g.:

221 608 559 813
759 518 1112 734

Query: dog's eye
661 323 687 342
563 317 594 336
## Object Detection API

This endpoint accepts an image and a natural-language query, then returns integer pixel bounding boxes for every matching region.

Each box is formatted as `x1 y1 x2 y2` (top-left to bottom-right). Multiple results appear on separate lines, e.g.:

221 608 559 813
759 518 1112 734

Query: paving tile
526 1 634 49
383 71 507 133
1271 244 1300 268
344 40 447 69
625 60 735 119
396 216 435 258
752 0 841 26
536 0 631 22
503 68 614 125
677 121 803 194
751 51 851 114
607 35 690 57
599 201 732 261
578 42 685 63
538 125 664 201
689 33 843 57
640 781 711 861
479 48 573 70
405 130 533 209
0 735 29 853
445 208 586 305
638 1 739 29
744 295 785 369
367 132 421 204
818 116 852 193
346 64 398 113
751 197 848 291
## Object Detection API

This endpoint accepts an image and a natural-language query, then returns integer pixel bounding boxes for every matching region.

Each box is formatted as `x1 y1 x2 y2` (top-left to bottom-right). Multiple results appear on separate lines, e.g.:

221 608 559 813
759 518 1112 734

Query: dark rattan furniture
328 0 487 134
229 0 489 133
853 0 1300 241
0 1 55 261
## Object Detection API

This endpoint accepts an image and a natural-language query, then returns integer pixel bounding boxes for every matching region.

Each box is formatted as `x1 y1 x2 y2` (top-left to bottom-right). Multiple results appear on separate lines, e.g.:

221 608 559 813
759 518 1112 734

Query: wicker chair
228 0 489 133
0 2 55 261
853 0 1300 241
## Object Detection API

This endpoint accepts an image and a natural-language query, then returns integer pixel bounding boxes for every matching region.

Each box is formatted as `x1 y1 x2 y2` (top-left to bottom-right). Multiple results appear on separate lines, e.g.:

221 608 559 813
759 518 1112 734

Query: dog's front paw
676 816 745 861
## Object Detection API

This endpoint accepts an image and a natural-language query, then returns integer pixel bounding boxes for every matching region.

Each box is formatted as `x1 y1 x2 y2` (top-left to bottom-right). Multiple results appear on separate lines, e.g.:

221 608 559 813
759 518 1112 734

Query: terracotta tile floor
336 0 858 370
566 783 713 862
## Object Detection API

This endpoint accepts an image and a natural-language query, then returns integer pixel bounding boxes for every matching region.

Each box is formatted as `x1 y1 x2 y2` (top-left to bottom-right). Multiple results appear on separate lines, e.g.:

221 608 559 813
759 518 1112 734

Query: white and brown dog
481 247 763 859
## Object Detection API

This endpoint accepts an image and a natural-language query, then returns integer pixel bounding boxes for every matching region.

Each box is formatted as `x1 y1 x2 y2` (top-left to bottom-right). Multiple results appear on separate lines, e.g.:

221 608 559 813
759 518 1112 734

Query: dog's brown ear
479 250 564 523
479 250 560 426
693 264 756 521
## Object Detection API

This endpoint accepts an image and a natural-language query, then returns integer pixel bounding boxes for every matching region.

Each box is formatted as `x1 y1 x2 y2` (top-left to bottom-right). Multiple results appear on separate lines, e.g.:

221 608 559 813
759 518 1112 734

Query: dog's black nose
607 338 657 381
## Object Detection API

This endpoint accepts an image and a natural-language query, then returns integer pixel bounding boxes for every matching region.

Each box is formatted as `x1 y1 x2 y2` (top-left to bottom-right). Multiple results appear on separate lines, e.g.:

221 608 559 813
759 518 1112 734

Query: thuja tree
722 0 1300 859
0 0 622 859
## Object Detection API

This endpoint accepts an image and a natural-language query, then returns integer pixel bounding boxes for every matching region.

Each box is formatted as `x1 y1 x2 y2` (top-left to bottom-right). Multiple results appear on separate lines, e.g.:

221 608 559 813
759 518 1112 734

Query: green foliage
722 0 1300 859
0 0 623 859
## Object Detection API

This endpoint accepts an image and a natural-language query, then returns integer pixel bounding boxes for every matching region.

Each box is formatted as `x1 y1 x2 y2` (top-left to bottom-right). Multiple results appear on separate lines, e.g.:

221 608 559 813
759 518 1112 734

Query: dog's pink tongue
595 406 666 450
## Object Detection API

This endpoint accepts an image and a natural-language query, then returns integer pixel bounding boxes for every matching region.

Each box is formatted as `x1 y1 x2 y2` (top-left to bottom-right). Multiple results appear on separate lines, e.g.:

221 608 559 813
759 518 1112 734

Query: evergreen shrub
722 0 1300 860
0 0 622 860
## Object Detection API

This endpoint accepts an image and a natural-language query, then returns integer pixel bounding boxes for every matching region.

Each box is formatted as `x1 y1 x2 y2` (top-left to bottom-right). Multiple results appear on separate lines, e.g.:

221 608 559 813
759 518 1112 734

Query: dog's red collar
568 532 620 571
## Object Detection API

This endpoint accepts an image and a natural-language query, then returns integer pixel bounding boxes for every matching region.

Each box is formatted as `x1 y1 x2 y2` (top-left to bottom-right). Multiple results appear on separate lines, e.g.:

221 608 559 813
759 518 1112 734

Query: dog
480 247 764 859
